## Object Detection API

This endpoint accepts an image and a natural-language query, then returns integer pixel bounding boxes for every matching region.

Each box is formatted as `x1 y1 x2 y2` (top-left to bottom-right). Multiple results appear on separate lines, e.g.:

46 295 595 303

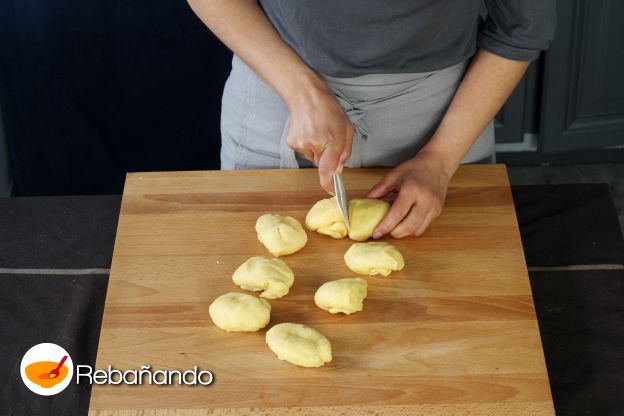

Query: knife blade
333 170 350 230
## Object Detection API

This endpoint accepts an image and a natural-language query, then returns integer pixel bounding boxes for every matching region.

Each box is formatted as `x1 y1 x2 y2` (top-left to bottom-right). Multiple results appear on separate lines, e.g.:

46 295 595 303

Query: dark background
0 0 623 196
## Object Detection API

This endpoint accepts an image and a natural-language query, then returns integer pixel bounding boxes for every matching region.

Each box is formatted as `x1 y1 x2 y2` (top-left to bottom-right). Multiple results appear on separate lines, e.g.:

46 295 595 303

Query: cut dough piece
209 292 271 332
314 277 368 314
255 214 308 256
266 323 332 368
348 199 390 241
232 256 294 299
305 197 389 241
344 242 405 276
305 197 348 239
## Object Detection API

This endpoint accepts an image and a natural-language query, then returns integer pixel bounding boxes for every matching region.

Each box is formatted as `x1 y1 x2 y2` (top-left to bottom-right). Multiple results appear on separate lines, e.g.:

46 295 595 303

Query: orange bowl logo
20 343 73 396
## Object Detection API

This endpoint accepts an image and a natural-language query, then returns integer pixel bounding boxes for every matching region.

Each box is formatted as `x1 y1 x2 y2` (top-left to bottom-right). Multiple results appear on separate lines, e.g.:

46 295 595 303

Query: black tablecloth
513 185 624 416
0 197 120 415
1 185 623 416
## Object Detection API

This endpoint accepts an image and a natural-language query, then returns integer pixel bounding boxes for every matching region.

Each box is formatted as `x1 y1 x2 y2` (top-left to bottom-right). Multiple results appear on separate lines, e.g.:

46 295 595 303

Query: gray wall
0 105 11 196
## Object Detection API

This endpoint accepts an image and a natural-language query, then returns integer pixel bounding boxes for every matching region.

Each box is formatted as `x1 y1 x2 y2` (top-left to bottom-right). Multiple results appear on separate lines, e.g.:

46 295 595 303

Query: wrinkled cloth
259 0 557 77
220 55 495 170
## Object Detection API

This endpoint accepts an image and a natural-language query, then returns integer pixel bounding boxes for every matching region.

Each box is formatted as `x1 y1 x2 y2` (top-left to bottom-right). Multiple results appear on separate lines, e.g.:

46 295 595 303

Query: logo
20 343 74 396
20 343 213 393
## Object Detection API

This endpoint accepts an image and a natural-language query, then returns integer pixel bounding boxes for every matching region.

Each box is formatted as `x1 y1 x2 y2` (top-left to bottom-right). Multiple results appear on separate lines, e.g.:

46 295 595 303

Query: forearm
420 49 530 177
187 0 327 107
189 0 354 190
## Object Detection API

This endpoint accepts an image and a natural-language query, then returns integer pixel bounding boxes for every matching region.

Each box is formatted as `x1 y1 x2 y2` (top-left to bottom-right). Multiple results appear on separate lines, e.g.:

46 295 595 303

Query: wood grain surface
89 165 554 415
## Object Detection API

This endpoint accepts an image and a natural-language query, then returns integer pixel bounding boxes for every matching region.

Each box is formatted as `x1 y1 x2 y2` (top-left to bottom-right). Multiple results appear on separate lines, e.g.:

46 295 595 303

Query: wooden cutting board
89 165 554 415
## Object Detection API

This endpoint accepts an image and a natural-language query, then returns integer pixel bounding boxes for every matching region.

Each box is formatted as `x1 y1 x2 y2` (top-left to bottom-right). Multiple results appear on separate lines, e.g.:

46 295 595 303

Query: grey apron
220 55 495 170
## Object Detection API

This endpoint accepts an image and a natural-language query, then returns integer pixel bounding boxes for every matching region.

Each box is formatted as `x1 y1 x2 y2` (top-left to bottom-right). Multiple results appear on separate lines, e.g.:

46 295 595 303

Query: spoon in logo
38 355 68 379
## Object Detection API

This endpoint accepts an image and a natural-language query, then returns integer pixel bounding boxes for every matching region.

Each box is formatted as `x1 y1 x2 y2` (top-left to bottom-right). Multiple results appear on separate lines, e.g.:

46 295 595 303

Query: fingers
372 189 414 239
313 142 334 166
338 125 354 167
391 204 430 238
311 146 322 166
317 143 342 193
293 140 340 168
301 148 315 164
367 171 400 199
373 184 443 239
282 101 354 193
390 197 442 238
414 210 436 236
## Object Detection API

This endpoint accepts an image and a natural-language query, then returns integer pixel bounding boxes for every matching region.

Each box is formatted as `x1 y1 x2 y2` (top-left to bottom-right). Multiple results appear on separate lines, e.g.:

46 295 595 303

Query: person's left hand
367 150 456 238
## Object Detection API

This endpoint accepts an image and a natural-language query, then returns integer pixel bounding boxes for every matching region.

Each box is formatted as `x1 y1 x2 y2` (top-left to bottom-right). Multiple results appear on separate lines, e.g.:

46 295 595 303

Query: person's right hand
285 87 354 193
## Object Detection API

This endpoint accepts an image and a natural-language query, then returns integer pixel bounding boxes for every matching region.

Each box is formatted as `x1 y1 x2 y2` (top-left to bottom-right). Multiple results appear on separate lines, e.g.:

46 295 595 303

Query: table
89 165 555 415
2 182 623 415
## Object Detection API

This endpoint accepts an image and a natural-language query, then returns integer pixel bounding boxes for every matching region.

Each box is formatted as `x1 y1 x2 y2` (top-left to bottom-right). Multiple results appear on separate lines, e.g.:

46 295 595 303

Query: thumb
317 144 342 194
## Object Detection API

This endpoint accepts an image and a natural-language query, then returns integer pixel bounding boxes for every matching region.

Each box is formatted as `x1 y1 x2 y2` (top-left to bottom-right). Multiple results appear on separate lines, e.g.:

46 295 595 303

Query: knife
333 168 350 230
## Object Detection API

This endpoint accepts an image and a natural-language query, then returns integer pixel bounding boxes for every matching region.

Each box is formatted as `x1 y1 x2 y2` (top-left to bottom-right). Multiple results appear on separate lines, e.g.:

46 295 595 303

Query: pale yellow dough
305 198 390 241
209 292 271 332
348 198 390 241
232 256 294 299
314 277 368 314
305 197 348 239
265 323 332 368
255 214 307 256
344 242 405 276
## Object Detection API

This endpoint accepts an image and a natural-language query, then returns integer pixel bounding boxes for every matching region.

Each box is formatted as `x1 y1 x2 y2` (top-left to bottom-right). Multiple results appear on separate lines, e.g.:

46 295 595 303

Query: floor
508 163 624 237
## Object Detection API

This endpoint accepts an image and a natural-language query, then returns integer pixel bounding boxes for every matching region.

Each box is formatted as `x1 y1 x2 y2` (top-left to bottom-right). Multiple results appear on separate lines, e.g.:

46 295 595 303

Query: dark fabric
479 0 557 61
0 195 120 416
529 270 624 416
259 0 556 77
0 273 109 416
512 185 624 416
512 184 624 266
0 1 232 196
0 196 121 268
1 184 623 415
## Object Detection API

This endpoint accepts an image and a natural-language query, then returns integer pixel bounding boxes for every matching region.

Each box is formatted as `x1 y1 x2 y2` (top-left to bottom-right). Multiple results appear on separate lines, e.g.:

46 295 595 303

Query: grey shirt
259 0 557 77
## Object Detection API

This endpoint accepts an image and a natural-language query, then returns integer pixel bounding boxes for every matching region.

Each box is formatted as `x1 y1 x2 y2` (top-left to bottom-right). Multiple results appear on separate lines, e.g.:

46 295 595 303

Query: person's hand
367 150 456 238
285 87 354 193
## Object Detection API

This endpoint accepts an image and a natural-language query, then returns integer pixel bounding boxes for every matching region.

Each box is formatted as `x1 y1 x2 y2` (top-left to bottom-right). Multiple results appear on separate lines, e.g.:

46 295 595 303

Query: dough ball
344 242 405 276
209 292 271 332
347 199 390 241
265 323 332 368
305 197 348 239
232 256 294 299
255 214 308 256
314 278 368 314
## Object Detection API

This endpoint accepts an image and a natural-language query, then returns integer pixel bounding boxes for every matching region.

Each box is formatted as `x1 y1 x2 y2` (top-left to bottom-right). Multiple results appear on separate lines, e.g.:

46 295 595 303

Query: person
188 0 556 238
